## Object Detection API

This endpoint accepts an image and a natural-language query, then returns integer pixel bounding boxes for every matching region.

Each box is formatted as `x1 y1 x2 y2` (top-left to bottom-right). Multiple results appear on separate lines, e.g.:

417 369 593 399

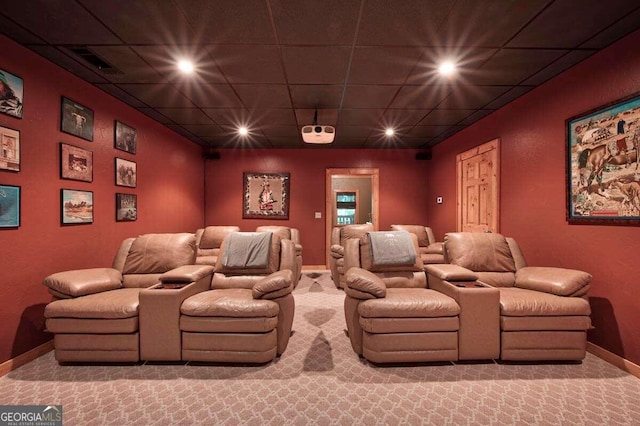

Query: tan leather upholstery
430 232 592 362
180 232 296 364
329 223 374 288
343 232 461 364
390 225 445 265
43 233 210 363
256 226 303 287
194 226 240 267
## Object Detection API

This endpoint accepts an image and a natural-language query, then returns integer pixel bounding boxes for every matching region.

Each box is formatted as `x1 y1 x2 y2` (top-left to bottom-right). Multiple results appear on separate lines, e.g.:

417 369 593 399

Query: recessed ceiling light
177 59 194 74
385 128 395 136
438 61 456 76
238 126 249 136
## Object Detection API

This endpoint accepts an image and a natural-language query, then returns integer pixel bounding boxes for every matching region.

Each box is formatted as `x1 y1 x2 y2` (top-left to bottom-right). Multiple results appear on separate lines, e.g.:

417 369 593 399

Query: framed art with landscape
567 92 640 225
61 189 93 225
242 172 290 219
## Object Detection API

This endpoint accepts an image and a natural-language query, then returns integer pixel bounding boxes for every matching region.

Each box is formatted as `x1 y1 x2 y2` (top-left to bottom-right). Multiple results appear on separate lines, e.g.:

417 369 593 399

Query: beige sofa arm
425 264 478 281
515 266 592 297
330 244 344 258
43 268 123 298
252 270 294 300
345 268 386 299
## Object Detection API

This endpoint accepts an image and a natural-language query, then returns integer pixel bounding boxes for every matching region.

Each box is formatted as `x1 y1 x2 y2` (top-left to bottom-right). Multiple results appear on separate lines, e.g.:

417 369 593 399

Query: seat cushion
181 288 279 318
44 288 142 319
498 287 591 317
358 288 460 318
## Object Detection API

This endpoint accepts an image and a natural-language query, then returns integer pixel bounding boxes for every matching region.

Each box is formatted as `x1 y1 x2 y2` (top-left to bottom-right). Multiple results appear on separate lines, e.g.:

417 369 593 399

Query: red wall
204 149 432 265
0 36 205 363
426 31 640 364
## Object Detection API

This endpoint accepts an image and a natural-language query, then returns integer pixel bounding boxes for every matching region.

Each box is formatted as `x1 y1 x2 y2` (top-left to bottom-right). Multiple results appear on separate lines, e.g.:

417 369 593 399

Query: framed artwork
0 184 20 228
60 143 93 182
0 68 23 119
567 92 640 225
0 125 20 172
115 120 137 154
61 189 93 225
242 172 290 219
60 96 94 141
116 193 137 222
115 158 137 188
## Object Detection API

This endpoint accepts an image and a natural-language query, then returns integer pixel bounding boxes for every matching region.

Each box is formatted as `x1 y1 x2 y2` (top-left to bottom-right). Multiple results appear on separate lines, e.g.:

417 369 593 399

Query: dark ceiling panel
212 45 286 84
136 107 173 124
380 109 431 127
156 108 216 125
295 109 339 126
342 85 400 108
338 109 385 126
406 48 497 85
234 84 292 109
252 109 297 126
389 85 452 109
437 85 511 109
176 82 244 108
507 0 639 48
282 46 351 84
179 124 226 137
270 0 361 45
581 7 640 49
419 109 476 126
174 0 275 44
27 46 108 84
118 84 195 108
95 84 148 108
289 85 342 109
83 46 165 84
522 50 597 86
484 86 534 110
0 15 45 44
407 126 450 138
468 49 567 86
132 46 226 84
459 109 494 126
202 108 250 126
349 47 425 84
261 126 300 138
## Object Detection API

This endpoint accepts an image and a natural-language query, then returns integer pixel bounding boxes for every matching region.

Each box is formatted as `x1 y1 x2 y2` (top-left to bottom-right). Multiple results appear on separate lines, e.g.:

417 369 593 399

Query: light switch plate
315 212 322 219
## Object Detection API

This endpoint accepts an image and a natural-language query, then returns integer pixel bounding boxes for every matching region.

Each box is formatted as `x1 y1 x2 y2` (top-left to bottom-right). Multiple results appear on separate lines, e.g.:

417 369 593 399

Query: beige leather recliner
329 223 374 288
390 224 445 264
43 233 213 363
426 232 592 361
180 231 296 363
194 226 240 266
256 225 302 287
343 231 462 363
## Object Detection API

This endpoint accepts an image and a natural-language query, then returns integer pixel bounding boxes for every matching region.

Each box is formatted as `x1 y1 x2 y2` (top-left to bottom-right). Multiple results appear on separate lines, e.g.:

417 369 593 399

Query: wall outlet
436 196 443 204
315 212 322 219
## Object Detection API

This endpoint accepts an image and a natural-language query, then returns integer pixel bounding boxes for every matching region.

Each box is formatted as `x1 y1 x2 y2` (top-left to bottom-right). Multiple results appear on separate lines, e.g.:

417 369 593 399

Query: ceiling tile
176 82 244 108
389 85 452 109
295 109 339 126
348 47 425 84
459 109 494 126
82 46 165 84
581 7 640 49
507 0 639 48
282 46 351 84
467 49 568 86
335 126 373 139
96 84 147 108
289 85 342 108
234 84 292 109
27 46 108 84
132 46 227 83
342 85 400 108
174 0 275 44
408 126 450 138
380 109 431 127
437 85 511 109
406 48 497 85
180 124 225 137
338 109 385 126
211 45 286 84
78 0 194 44
252 109 297 126
419 109 475 126
268 136 305 148
484 86 534 110
261 126 300 138
270 0 361 45
155 108 215 125
202 108 250 125
165 124 201 142
136 107 173 124
118 83 195 108
522 50 597 86
0 15 45 44
1 0 120 44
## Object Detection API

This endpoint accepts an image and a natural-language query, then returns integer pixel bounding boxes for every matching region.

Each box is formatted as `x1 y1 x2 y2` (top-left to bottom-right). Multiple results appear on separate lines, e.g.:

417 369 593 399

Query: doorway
325 168 379 267
456 139 500 233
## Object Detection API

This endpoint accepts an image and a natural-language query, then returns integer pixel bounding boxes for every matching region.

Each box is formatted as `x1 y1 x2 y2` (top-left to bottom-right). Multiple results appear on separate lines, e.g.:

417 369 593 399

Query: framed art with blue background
0 184 20 228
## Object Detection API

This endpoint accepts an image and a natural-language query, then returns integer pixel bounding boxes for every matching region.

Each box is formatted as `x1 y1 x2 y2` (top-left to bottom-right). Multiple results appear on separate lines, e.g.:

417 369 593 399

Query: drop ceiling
2 0 640 149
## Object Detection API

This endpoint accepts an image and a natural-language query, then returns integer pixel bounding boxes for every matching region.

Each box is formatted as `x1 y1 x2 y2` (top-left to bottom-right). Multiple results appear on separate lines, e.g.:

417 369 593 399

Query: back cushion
123 233 196 274
256 226 291 240
339 223 374 247
445 232 516 273
198 226 240 249
360 232 423 272
390 225 429 247
215 232 281 275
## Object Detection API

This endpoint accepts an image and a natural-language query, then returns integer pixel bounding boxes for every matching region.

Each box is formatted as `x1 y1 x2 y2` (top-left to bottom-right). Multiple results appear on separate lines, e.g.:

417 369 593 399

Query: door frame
325 168 379 267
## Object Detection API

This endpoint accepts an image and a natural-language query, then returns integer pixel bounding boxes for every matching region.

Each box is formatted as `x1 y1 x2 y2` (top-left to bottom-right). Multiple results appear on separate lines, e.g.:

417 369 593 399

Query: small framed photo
61 188 93 225
0 126 20 172
0 184 20 228
115 158 137 188
116 193 137 221
0 68 24 119
115 120 137 154
60 96 94 141
60 142 93 182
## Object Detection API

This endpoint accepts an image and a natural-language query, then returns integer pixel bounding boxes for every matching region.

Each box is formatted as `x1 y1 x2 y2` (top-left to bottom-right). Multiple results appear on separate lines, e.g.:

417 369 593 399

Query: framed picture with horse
567 92 640 225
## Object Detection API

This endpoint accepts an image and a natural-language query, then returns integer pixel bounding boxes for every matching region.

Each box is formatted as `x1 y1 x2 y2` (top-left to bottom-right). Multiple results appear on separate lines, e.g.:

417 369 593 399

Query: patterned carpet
1 271 640 425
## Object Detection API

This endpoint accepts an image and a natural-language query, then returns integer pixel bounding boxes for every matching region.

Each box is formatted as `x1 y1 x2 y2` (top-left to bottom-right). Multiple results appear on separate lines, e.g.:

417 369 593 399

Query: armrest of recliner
344 268 386 299
160 265 214 284
515 266 592 297
330 244 344 258
425 242 444 255
253 270 294 300
43 267 123 298
295 243 303 256
425 264 478 282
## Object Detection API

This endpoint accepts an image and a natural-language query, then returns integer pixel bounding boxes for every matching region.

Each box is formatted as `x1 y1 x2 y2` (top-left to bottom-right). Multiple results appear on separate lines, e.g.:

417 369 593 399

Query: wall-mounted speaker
415 150 432 160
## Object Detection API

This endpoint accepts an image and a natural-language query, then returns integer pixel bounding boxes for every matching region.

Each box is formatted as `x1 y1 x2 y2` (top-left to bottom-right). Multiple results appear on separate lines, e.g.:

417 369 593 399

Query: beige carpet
1 271 639 425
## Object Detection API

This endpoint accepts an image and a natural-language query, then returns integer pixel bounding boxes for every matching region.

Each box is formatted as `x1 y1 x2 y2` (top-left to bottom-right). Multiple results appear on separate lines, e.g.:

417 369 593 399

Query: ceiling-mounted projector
302 110 335 144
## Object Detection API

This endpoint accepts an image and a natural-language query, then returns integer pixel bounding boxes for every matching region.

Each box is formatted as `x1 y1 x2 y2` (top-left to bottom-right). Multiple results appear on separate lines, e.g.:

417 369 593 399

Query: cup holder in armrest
454 281 487 288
